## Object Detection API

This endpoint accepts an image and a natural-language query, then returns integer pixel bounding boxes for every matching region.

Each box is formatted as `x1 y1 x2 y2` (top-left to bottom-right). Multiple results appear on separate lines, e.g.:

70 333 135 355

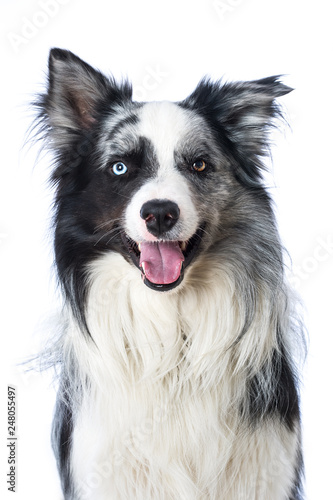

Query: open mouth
121 226 205 291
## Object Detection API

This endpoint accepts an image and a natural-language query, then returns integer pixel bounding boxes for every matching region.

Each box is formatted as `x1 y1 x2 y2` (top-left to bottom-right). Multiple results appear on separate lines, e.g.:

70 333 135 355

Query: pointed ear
182 76 292 184
37 48 132 150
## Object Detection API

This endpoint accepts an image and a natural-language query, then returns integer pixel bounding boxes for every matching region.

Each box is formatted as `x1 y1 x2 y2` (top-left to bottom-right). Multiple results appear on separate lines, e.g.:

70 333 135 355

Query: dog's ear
182 77 292 185
36 48 132 151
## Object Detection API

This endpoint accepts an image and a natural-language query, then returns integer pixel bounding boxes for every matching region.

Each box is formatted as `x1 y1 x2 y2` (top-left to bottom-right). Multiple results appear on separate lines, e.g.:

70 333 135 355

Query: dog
34 48 304 499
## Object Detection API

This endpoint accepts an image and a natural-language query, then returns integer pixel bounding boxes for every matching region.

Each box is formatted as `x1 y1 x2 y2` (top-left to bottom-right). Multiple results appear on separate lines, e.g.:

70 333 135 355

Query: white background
1 0 332 498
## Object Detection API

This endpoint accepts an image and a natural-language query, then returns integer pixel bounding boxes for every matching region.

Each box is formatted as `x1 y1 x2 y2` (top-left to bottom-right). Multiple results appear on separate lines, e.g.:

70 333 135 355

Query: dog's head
36 48 291 294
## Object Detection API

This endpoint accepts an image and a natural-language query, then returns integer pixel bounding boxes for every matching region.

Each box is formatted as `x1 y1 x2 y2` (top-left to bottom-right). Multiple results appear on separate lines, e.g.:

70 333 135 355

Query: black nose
140 199 180 238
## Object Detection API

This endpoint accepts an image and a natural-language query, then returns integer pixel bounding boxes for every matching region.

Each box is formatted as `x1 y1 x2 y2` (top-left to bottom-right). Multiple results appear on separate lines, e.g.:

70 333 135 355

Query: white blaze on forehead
137 101 194 173
125 101 200 243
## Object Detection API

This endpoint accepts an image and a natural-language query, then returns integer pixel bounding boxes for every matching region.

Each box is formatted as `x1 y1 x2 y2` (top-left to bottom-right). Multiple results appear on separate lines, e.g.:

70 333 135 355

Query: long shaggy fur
34 48 304 499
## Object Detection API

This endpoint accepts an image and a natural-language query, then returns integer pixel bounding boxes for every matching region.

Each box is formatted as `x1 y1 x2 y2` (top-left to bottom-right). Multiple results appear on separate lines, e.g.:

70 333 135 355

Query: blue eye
112 162 128 176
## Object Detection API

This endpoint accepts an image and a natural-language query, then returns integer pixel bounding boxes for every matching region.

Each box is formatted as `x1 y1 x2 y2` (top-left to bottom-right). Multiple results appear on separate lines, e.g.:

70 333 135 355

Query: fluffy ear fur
181 77 292 185
35 48 132 152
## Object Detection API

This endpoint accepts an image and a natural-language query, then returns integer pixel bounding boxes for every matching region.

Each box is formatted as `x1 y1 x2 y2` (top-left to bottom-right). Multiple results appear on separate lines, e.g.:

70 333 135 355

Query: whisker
109 190 132 201
106 228 123 246
93 226 123 247
93 217 123 234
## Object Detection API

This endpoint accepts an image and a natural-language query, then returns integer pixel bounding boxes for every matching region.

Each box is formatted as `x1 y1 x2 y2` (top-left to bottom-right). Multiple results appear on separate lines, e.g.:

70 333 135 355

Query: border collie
34 48 304 499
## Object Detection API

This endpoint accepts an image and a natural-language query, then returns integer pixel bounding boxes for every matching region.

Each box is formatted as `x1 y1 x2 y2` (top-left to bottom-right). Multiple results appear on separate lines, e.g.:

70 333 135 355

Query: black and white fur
34 48 304 499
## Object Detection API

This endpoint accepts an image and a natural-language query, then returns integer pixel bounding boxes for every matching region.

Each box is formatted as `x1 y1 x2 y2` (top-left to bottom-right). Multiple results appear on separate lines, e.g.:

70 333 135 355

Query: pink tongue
139 241 185 285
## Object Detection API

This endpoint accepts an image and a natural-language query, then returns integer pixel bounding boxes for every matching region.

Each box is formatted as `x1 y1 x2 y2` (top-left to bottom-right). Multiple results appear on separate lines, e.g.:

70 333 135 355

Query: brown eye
192 160 206 172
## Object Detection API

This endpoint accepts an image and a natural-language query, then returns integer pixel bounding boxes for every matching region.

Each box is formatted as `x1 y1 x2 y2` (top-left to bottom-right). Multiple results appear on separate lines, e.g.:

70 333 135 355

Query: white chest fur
67 252 298 499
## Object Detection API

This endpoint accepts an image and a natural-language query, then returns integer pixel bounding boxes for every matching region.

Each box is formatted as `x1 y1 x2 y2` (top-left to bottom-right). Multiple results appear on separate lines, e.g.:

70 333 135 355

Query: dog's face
96 100 229 291
38 49 291 294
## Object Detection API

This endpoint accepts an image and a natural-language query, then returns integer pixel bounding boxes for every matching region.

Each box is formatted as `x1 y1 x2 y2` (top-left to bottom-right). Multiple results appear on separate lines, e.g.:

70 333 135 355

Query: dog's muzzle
122 198 205 291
